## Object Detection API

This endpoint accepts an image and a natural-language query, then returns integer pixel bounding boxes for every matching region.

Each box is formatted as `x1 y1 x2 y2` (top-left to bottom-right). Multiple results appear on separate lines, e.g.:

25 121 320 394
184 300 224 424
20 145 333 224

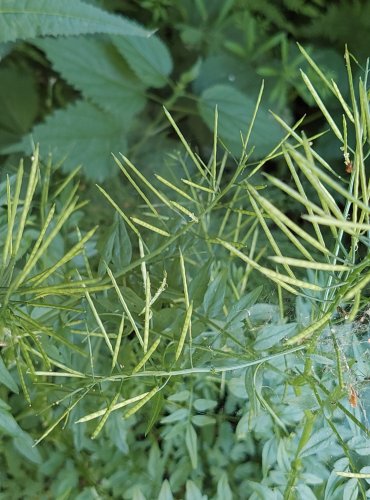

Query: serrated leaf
198 84 284 157
20 100 127 181
35 37 146 119
0 355 19 393
185 424 198 469
113 34 172 88
0 0 150 44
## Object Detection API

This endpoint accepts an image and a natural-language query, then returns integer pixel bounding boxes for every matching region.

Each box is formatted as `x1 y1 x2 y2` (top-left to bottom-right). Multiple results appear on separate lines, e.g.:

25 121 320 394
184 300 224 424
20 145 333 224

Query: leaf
160 408 189 424
13 432 42 464
185 424 198 469
342 479 358 500
254 323 297 350
188 259 211 308
198 84 284 157
191 415 216 427
203 270 227 318
0 66 39 151
0 0 150 44
185 480 206 500
97 212 132 275
299 428 336 458
226 286 263 326
216 473 232 500
158 480 173 500
193 53 260 96
0 354 19 393
35 37 146 119
0 408 22 437
193 399 217 412
112 34 173 88
145 392 164 436
20 100 127 181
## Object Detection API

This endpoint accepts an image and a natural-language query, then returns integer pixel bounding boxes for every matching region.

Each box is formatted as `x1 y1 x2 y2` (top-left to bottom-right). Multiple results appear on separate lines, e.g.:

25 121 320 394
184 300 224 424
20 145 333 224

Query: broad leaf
113 34 172 88
20 100 127 181
198 84 284 157
0 0 150 43
0 66 39 151
35 37 146 119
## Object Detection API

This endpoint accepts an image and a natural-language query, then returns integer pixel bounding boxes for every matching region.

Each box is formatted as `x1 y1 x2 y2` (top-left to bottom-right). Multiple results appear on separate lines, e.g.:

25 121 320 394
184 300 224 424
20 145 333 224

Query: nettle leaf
198 84 284 157
0 66 39 151
0 0 150 44
21 100 127 181
112 34 172 88
35 37 146 119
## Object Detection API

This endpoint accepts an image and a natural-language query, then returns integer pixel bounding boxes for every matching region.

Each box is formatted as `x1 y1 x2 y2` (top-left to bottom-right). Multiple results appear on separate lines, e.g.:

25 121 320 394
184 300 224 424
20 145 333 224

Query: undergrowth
0 46 370 499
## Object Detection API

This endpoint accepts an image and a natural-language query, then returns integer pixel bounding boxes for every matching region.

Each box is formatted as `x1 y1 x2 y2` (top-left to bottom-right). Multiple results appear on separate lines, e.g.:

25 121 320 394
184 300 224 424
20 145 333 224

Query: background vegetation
0 1 369 498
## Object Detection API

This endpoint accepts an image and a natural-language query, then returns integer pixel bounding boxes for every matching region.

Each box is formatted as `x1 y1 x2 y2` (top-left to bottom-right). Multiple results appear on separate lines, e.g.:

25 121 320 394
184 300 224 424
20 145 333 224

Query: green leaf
35 37 146 119
193 398 217 412
188 260 211 308
13 432 42 464
158 480 173 500
216 473 232 500
185 424 198 469
198 84 284 157
342 479 358 500
203 270 227 318
191 415 216 427
97 212 132 275
0 354 19 393
160 408 189 424
0 0 150 44
0 66 39 150
0 408 22 437
193 53 260 96
226 286 263 326
20 100 127 181
254 323 297 350
185 481 206 500
112 34 173 88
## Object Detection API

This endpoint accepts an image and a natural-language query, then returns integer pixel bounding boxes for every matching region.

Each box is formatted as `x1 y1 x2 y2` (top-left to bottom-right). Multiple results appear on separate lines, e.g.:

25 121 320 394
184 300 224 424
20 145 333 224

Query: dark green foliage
0 2 370 499
0 0 364 180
